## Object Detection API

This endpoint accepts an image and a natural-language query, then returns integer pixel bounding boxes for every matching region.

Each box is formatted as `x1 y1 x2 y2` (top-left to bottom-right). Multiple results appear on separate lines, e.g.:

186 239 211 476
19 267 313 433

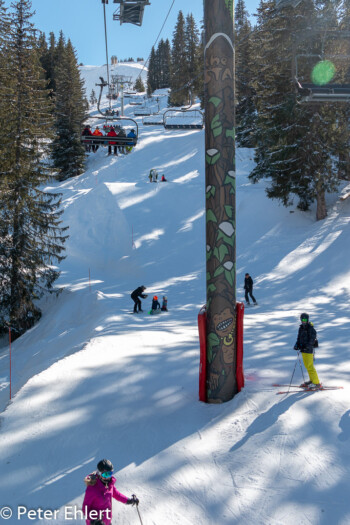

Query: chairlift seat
163 108 204 130
81 135 137 147
296 80 350 101
164 123 204 130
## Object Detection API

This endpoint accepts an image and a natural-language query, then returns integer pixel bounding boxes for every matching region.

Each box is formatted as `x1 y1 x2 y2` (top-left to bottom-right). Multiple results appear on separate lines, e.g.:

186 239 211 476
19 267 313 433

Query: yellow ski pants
302 352 320 384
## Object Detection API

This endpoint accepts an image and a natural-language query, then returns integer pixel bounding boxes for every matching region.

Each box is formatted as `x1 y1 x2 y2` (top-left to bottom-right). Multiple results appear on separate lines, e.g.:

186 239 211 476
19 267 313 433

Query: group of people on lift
81 124 136 155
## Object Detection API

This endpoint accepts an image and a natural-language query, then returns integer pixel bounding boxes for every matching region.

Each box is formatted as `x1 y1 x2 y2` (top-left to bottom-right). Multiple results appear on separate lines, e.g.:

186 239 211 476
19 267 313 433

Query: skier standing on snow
294 313 321 389
149 168 158 182
131 285 147 313
82 459 139 525
244 273 257 305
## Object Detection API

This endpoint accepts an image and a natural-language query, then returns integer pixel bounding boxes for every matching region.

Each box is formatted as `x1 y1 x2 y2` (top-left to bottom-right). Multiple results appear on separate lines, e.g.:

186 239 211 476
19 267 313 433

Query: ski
276 386 343 394
272 383 343 389
272 384 314 388
272 384 304 387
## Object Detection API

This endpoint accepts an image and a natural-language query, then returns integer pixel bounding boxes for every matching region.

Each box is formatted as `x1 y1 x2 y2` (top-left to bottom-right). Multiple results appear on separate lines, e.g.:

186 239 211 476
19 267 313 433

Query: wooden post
204 0 237 403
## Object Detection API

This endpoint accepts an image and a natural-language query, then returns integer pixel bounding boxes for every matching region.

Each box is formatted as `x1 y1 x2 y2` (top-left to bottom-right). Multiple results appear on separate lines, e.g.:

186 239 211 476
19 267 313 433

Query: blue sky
30 0 260 66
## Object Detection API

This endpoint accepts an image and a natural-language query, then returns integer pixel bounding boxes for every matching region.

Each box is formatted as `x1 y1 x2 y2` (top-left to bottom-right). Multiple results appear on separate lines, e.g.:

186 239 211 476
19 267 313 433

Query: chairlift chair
134 109 151 116
276 0 302 7
81 116 139 149
294 53 350 103
163 108 204 130
112 0 150 26
142 115 164 126
272 12 350 104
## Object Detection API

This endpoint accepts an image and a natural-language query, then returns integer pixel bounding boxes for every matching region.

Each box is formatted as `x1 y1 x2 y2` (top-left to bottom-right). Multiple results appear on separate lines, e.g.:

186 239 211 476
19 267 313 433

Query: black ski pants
245 289 256 304
108 145 118 155
132 296 142 312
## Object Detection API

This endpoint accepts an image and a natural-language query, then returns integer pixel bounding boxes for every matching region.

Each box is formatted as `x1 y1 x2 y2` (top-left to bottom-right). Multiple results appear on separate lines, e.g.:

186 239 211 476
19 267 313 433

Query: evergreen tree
0 0 67 337
52 39 87 181
147 46 157 95
37 31 48 73
134 76 145 92
169 11 188 106
46 32 57 93
184 14 201 100
0 0 12 176
250 0 342 220
159 38 171 88
235 0 256 147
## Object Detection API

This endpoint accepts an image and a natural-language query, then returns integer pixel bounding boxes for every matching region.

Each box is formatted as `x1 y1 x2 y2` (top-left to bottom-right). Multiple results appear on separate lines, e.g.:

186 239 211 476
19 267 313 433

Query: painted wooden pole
204 0 237 403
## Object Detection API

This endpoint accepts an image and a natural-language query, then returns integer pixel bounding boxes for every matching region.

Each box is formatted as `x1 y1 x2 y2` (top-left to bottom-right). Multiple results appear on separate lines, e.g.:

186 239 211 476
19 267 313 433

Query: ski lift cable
136 0 176 82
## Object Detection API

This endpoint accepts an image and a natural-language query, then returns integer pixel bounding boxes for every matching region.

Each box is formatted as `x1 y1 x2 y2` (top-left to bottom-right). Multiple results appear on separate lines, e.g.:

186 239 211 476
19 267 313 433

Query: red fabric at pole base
236 302 245 392
198 305 207 402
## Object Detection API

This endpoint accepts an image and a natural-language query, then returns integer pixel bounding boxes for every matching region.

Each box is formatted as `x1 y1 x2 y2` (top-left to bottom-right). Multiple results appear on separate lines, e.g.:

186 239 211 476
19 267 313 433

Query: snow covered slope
0 66 350 525
80 61 148 100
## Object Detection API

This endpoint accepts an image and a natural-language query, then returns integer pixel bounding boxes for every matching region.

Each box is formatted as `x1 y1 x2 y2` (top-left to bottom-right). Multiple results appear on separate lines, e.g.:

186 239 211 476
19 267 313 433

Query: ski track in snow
0 64 350 524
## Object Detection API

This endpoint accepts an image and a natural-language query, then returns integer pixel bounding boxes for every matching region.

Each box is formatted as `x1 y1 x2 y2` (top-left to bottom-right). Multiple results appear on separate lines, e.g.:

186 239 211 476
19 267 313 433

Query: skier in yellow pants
294 312 321 389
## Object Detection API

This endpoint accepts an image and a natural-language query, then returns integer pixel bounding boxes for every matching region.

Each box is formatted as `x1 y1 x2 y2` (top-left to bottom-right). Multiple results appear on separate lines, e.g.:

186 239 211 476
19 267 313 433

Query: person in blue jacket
126 129 137 153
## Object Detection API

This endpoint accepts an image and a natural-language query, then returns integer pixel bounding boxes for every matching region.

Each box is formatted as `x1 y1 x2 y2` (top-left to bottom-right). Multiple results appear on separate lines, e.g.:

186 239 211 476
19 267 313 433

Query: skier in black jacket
131 286 147 313
244 273 257 305
294 312 321 389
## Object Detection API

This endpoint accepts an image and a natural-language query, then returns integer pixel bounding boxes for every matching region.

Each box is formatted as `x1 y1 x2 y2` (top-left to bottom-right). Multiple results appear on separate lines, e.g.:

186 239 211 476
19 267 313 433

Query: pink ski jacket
82 473 128 525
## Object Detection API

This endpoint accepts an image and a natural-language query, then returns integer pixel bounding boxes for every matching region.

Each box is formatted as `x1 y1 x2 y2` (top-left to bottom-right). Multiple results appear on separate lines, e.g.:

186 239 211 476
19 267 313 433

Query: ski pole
297 353 306 384
132 494 143 525
287 350 300 394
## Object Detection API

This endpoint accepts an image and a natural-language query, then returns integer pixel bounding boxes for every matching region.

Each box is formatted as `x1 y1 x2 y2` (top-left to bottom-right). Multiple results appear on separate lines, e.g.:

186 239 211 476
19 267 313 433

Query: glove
126 494 139 506
293 344 299 350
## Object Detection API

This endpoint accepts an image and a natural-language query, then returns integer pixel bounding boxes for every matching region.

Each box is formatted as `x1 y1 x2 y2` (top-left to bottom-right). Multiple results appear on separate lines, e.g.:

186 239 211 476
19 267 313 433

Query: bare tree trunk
204 0 237 403
316 183 327 221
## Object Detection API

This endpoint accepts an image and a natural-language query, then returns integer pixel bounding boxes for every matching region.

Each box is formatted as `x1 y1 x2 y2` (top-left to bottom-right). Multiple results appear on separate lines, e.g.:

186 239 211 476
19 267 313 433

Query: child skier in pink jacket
82 459 139 525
